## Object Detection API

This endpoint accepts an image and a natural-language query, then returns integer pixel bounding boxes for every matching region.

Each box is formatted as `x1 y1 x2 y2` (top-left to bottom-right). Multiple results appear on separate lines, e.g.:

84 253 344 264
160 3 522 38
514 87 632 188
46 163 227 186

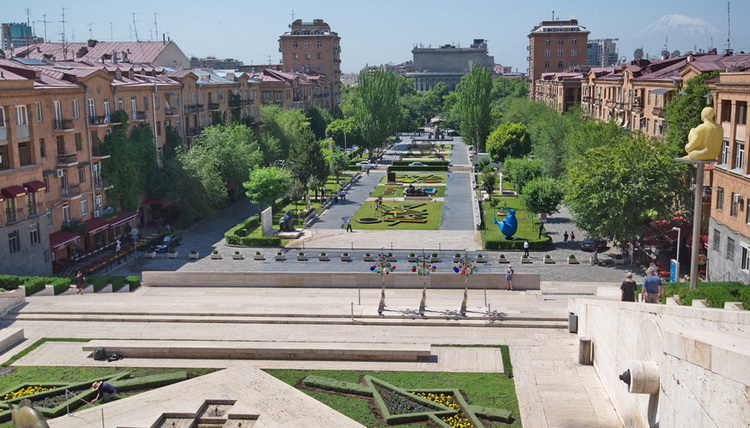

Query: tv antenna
132 13 140 42
61 7 69 60
291 10 295 21
726 1 731 50
154 13 158 42
87 22 94 40
36 14 50 40
110 22 114 42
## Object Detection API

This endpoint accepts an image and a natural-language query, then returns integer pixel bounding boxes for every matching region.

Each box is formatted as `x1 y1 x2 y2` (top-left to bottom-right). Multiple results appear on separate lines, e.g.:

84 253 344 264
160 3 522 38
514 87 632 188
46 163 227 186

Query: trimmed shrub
740 287 750 310
0 275 21 290
20 277 47 296
483 237 551 251
703 286 737 308
49 277 72 295
111 371 187 391
303 375 373 397
125 276 141 292
387 165 449 172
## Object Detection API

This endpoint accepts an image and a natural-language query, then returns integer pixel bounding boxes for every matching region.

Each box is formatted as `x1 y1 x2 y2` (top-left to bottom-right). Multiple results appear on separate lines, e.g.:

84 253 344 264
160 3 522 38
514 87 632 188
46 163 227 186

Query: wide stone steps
4 311 567 329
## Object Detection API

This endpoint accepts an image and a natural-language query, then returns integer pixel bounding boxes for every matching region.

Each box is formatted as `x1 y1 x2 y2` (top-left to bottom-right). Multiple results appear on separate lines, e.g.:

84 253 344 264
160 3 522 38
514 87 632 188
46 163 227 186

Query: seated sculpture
279 210 296 232
683 106 723 161
404 186 428 197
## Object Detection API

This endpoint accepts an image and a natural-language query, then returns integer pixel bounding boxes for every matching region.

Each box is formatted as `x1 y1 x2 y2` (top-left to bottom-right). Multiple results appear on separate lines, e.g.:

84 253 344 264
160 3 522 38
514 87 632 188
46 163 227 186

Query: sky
10 1 750 74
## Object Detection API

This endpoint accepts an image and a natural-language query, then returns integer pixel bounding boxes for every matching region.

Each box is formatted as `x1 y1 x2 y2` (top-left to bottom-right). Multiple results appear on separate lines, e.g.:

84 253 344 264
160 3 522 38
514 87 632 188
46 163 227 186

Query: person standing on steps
642 268 663 304
505 265 514 291
620 272 637 302
523 240 530 257
75 270 85 295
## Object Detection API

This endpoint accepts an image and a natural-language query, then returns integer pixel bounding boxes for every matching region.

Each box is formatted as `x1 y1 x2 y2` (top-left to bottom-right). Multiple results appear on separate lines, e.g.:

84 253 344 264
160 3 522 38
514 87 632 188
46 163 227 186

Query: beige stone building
528 19 589 100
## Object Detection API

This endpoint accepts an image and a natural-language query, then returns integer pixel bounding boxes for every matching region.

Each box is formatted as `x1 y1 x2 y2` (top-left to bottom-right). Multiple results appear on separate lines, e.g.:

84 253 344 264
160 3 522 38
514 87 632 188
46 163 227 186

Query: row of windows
7 224 41 254
712 228 750 272
543 49 578 57
720 100 748 125
291 41 324 49
544 38 578 46
718 140 746 170
715 187 750 221
543 61 576 70
291 52 325 60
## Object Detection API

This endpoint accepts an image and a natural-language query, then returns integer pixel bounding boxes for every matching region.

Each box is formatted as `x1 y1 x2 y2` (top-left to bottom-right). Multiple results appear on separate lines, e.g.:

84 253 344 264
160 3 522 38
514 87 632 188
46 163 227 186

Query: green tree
486 122 532 163
455 64 493 152
288 130 328 199
355 69 403 158
503 157 544 194
308 107 334 140
502 98 567 177
101 122 158 210
326 117 363 150
328 149 350 184
175 144 227 221
243 166 292 210
482 172 497 197
520 177 564 215
664 71 720 153
565 133 688 239
561 114 624 171
260 105 311 159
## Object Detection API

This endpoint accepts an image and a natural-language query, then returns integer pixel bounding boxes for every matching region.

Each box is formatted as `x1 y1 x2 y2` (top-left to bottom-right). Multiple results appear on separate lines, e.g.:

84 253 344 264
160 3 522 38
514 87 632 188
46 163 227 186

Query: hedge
392 160 449 167
20 277 47 296
49 277 71 295
483 236 552 251
125 276 141 292
0 275 21 290
659 281 748 308
303 375 373 396
387 165 449 172
111 371 187 391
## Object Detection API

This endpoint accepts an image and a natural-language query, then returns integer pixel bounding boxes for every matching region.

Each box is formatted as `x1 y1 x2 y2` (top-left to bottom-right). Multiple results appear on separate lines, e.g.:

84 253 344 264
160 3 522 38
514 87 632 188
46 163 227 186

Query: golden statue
683 107 723 161
11 399 49 428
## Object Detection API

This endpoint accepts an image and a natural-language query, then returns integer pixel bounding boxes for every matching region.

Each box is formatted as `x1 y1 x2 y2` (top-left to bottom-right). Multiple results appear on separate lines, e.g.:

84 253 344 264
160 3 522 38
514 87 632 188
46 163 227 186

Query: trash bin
568 312 578 333
578 337 592 365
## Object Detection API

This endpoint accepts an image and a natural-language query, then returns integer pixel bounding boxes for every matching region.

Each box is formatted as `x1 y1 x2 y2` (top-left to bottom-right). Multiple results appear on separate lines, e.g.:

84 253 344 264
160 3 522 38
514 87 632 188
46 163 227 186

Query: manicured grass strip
481 197 551 250
370 186 446 198
352 201 443 230
379 173 448 184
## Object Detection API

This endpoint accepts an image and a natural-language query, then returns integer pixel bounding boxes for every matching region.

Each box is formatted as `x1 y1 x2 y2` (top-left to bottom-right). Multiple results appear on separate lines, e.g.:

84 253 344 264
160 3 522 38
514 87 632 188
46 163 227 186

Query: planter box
364 255 374 262
167 252 178 259
521 256 532 264
408 256 418 262
253 254 265 260
318 255 330 261
232 254 244 260
453 257 462 263
188 252 200 260
567 257 580 264
210 253 222 260
498 257 509 264
297 255 308 261
544 257 555 264
476 256 487 263
340 255 351 262
275 254 285 261
614 257 625 265
429 256 439 263
145 251 156 259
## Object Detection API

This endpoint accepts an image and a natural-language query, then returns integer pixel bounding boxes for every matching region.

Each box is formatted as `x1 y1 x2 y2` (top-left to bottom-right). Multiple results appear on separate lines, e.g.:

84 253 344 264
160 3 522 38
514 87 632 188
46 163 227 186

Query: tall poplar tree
456 64 493 152
355 70 403 157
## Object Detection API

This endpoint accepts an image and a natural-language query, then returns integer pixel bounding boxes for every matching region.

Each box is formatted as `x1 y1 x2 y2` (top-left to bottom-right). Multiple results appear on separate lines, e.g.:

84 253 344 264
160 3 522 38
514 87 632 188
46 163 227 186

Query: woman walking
505 265 514 291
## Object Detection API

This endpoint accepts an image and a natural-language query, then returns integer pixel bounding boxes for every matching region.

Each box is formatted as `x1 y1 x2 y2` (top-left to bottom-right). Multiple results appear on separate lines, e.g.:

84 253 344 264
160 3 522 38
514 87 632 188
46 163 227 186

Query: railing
208 102 220 110
186 127 205 137
89 115 109 126
54 119 75 131
185 104 204 114
57 153 78 166
94 178 110 189
652 107 665 117
91 145 109 158
16 124 29 139
60 184 81 198
5 208 26 224
27 202 44 217
131 111 147 121
164 108 179 116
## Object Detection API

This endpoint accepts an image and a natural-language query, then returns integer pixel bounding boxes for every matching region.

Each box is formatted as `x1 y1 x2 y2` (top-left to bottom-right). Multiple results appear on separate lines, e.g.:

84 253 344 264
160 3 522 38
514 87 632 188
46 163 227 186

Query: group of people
563 231 575 242
620 268 663 303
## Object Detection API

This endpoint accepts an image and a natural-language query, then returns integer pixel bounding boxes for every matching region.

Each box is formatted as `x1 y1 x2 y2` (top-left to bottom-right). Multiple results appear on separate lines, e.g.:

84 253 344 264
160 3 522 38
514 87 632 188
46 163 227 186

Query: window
716 187 724 209
131 97 137 116
39 138 45 158
721 100 732 122
8 230 20 254
572 38 578 45
737 101 747 125
721 140 730 164
75 133 82 151
558 39 564 45
544 49 550 57
154 95 159 110
292 53 298 59
62 203 70 226
557 61 564 69
317 52 323 59
117 97 123 111
727 237 735 261
72 100 80 118
26 192 37 215
43 176 48 193
16 105 28 126
87 98 95 118
544 62 550 69
734 141 745 170
18 142 31 166
544 39 551 46
1 144 11 169
558 49 564 57
747 199 750 224
36 102 42 122
156 121 162 136
318 64 324 71
263 92 271 104
29 223 40 245
0 108 5 129
275 92 282 103
78 166 86 183
731 193 740 216
571 49 577 57
742 245 750 272
80 198 88 216
305 53 311 60
317 41 322 48
713 229 721 252
292 41 298 48
143 96 149 111
304 42 309 48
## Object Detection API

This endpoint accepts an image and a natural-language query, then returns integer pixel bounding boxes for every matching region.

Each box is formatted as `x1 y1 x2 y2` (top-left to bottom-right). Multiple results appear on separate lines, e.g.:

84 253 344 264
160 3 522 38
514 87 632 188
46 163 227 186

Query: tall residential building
528 18 589 99
587 38 619 67
279 19 341 109
406 39 494 91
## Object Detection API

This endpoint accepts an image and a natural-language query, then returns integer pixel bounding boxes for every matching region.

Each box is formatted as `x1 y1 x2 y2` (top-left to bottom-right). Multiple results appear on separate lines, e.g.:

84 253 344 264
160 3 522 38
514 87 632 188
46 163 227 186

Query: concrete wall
142 271 541 290
707 218 749 283
572 298 750 428
0 216 51 277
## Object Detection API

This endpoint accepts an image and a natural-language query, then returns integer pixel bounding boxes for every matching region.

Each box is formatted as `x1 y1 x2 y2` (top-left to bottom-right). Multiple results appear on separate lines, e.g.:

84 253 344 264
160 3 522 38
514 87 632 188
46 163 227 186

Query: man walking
523 240 530 257
345 218 353 232
642 268 663 303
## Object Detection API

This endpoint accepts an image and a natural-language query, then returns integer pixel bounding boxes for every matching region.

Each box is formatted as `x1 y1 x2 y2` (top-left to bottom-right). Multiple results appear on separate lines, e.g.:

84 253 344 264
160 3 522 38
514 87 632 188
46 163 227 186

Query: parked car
447 129 460 136
152 233 182 252
408 162 427 167
355 161 376 168
580 236 607 252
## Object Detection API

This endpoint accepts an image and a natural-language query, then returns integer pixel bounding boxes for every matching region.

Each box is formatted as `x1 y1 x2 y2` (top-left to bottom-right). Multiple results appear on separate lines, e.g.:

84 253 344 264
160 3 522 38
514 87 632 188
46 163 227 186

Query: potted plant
568 254 579 264
430 252 439 262
168 249 178 259
544 254 555 264
189 250 199 260
340 252 351 262
318 252 330 261
275 251 285 261
408 253 417 262
210 250 222 260
521 253 532 263
232 250 243 260
453 253 462 262
387 252 396 262
364 252 374 262
145 249 156 259
476 254 486 263
253 250 265 261
297 251 307 261
498 254 508 263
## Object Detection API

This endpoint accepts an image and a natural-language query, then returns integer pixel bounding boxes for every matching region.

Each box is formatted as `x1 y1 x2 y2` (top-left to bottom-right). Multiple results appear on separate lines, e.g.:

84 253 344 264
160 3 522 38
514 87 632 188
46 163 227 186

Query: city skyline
8 1 750 74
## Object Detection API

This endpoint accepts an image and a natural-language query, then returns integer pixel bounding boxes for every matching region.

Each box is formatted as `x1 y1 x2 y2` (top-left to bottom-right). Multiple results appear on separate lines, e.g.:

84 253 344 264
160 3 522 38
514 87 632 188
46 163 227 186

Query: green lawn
370 185 446 198
352 201 443 230
265 362 520 427
481 196 549 248
379 173 448 185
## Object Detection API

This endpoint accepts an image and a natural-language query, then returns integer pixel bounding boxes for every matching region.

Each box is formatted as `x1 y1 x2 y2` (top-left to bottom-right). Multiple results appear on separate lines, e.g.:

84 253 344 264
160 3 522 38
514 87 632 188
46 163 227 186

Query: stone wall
142 271 541 290
572 298 750 428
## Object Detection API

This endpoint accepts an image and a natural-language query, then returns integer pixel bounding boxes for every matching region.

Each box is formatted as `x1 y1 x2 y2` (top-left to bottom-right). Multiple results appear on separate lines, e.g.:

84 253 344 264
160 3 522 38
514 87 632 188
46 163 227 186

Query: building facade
406 39 494 91
528 19 589 99
586 39 619 67
1 23 43 52
279 19 341 108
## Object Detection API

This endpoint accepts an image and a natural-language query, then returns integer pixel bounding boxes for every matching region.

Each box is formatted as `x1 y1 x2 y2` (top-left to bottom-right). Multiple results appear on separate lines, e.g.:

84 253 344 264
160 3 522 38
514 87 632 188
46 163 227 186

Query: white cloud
644 15 719 37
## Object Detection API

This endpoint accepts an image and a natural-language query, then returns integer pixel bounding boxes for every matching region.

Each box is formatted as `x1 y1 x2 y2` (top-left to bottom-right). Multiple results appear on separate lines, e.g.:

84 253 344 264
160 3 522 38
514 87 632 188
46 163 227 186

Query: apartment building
406 39 495 91
528 19 589 99
708 71 750 282
279 19 341 108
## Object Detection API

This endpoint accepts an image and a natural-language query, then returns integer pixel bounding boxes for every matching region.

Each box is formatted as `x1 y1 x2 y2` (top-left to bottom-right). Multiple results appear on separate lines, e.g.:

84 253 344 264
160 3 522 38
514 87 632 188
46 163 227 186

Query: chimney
87 39 98 48
113 51 118 63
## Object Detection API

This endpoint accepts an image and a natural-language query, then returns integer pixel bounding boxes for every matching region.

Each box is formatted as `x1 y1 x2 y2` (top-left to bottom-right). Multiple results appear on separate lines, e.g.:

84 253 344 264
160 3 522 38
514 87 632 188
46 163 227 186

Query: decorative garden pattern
357 203 430 226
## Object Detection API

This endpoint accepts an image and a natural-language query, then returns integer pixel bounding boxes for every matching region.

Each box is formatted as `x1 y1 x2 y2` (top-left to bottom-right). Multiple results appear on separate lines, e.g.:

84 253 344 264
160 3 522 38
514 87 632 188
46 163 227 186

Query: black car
152 233 182 252
580 236 607 252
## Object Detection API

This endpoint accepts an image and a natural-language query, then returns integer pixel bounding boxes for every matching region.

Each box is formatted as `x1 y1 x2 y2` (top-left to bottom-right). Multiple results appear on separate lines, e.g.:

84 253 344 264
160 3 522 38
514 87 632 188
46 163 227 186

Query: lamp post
672 227 682 280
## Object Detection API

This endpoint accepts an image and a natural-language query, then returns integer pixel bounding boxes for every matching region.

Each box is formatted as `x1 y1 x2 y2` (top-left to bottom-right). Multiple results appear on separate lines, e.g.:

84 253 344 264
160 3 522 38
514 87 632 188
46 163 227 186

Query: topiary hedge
20 277 48 296
483 237 552 251
49 277 71 295
660 281 747 308
0 275 21 290
225 214 283 247
303 375 373 396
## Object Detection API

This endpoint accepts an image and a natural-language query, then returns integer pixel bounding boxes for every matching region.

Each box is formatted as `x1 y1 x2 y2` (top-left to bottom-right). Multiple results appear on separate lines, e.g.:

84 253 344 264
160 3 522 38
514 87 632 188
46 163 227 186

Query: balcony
242 99 252 106
16 124 29 140
605 100 614 108
131 111 147 121
185 104 204 114
94 178 113 190
91 145 110 160
164 108 179 116
185 127 205 138
57 153 78 167
60 184 82 199
0 127 6 141
652 107 665 118
89 115 110 126
582 96 590 102
208 102 220 111
53 119 75 132
5 207 26 224
27 202 44 217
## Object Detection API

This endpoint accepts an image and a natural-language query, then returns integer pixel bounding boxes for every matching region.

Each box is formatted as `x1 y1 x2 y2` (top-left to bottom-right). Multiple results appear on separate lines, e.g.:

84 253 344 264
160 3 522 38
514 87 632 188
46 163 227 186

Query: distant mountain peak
644 14 719 37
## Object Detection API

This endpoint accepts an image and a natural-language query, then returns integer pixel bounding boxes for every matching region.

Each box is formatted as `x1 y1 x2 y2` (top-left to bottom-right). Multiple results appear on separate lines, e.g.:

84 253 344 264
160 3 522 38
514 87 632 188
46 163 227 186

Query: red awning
49 230 80 252
109 211 138 227
685 233 709 249
1 185 27 199
85 217 110 235
23 180 47 193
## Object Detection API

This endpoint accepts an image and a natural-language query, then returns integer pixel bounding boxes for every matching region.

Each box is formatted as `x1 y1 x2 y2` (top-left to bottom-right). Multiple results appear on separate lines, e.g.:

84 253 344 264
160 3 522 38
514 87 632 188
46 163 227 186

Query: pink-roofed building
18 39 190 69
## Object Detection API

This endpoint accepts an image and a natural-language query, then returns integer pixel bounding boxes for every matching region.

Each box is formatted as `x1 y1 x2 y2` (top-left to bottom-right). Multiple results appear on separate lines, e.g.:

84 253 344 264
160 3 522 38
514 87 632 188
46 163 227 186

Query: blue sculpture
493 209 518 239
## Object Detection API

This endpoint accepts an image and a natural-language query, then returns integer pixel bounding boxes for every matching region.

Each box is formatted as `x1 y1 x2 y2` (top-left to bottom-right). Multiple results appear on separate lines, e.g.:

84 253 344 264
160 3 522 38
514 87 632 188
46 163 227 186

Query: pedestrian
620 272 637 302
642 268 663 304
339 188 346 201
570 231 575 242
563 231 569 242
345 218 353 232
523 240 530 257
75 270 85 295
115 238 121 253
538 223 544 239
375 196 383 211
91 381 117 403
505 265 514 291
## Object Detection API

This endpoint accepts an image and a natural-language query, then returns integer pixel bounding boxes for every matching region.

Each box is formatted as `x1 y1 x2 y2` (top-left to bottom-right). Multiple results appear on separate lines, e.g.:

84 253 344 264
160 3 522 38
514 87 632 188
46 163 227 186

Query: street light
672 227 682 280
